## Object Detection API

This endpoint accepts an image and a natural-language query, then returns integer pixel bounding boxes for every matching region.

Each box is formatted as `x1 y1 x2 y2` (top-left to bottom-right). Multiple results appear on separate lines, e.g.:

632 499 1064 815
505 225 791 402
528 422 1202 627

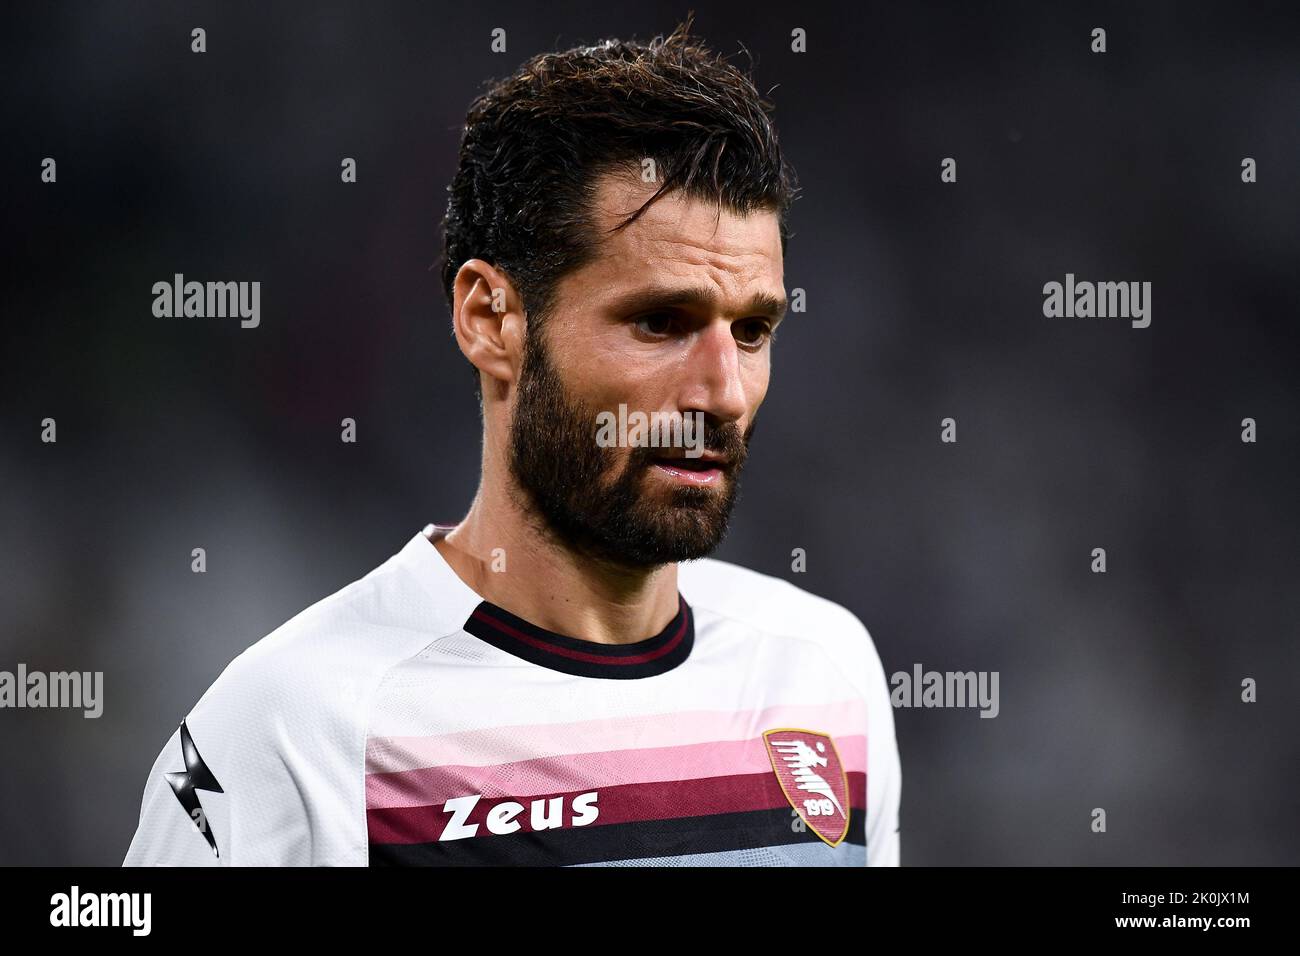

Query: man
124 21 900 867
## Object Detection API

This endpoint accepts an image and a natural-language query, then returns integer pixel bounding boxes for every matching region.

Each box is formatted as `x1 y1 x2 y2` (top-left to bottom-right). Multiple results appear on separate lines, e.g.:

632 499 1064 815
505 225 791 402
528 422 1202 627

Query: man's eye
735 318 773 345
635 313 675 336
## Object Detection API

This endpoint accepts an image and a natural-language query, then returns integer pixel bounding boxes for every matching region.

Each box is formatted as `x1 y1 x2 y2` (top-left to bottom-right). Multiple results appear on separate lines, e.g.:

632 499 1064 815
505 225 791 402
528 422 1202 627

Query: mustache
624 419 753 468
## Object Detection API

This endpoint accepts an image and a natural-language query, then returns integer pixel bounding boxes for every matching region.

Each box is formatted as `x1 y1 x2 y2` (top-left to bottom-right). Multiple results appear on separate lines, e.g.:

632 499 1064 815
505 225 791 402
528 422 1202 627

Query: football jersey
123 524 901 866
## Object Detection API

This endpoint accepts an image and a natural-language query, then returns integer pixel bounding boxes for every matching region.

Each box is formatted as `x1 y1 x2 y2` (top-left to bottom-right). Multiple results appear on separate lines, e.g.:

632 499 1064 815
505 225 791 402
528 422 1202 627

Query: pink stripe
367 733 866 809
366 698 866 775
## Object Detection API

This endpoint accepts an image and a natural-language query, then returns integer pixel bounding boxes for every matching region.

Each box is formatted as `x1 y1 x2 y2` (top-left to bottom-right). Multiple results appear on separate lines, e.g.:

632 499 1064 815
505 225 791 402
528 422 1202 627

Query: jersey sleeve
123 534 474 867
123 721 226 866
773 589 903 866
798 595 902 866
121 633 366 866
861 621 901 866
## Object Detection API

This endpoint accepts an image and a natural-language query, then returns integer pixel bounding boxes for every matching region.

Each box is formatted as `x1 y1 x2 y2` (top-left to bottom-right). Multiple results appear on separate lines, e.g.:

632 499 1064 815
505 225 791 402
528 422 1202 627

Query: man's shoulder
677 554 885 696
678 554 870 639
183 535 469 745
125 532 475 865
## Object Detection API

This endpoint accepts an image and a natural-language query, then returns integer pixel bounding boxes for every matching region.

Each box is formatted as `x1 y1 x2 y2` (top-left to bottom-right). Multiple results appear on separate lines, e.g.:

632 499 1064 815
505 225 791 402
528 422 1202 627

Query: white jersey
123 525 901 866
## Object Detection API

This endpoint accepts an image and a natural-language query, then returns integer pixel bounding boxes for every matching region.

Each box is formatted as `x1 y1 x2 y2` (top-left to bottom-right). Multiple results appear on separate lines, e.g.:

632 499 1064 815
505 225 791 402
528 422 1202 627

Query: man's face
508 172 786 569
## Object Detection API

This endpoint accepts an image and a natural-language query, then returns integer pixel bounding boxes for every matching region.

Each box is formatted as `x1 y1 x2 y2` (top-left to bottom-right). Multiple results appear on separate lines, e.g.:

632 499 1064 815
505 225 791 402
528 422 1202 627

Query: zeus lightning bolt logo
164 720 224 857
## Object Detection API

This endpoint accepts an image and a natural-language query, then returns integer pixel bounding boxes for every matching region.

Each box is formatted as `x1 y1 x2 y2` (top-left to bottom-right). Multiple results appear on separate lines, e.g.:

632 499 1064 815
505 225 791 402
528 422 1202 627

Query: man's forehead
587 171 782 264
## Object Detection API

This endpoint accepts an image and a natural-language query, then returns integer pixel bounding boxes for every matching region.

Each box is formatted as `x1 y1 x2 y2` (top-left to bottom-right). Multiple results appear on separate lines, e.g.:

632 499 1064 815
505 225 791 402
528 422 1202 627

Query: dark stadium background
2 1 1297 866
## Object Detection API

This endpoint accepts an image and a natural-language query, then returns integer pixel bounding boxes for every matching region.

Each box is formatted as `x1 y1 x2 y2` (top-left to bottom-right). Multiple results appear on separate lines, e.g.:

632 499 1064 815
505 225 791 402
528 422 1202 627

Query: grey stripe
569 841 865 867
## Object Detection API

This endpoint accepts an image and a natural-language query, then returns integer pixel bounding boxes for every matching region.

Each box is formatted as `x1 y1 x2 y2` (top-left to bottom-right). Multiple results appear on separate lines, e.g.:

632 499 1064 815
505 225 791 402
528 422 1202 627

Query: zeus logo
438 791 599 841
164 720 224 857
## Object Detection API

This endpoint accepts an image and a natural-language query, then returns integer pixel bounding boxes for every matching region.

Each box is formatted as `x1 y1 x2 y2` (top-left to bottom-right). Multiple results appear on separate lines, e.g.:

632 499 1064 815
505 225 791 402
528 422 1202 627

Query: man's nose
680 321 748 424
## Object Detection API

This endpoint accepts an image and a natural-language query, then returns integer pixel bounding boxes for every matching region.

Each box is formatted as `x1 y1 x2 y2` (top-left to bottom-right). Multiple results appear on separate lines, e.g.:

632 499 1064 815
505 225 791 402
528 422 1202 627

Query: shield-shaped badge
762 727 850 847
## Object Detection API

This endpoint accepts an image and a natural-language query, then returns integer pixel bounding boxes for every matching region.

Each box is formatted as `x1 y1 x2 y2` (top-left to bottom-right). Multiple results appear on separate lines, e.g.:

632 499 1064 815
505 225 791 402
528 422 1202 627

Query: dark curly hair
438 15 798 391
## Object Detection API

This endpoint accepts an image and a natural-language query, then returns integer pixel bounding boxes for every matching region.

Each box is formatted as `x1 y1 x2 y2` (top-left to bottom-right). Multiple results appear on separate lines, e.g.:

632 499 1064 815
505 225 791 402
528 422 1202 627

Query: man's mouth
648 453 729 486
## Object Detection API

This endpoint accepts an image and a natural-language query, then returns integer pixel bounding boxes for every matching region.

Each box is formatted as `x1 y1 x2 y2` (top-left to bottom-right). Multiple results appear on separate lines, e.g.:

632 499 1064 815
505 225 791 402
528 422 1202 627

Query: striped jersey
123 525 901 866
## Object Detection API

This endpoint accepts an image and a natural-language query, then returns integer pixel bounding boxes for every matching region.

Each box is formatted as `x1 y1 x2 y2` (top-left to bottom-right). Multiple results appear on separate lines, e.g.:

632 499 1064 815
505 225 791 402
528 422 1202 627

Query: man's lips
647 452 731 486
649 451 730 468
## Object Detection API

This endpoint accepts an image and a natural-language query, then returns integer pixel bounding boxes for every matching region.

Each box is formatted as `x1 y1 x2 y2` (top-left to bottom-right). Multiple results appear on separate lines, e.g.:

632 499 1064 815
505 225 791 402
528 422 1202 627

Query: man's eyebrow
606 285 788 321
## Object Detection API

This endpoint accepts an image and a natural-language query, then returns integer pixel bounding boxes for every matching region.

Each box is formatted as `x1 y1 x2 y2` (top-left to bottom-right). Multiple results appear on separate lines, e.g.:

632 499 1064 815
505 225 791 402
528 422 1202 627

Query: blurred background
2 0 1297 866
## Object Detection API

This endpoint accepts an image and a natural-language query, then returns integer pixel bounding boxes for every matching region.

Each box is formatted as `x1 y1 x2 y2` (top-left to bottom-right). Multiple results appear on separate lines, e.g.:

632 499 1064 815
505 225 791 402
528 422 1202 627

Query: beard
507 324 753 570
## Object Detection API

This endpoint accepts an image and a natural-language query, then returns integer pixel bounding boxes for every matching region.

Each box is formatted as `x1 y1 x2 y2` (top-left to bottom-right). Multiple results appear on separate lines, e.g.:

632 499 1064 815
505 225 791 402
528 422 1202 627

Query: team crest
762 728 850 846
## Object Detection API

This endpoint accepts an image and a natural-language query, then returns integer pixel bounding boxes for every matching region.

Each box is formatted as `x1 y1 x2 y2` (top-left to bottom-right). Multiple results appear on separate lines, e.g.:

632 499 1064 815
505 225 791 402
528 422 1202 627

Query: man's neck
433 488 681 647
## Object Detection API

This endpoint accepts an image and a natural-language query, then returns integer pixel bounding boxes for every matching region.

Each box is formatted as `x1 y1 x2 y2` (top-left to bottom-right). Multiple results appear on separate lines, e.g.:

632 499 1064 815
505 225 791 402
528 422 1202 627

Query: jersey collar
416 522 695 679
463 591 694 680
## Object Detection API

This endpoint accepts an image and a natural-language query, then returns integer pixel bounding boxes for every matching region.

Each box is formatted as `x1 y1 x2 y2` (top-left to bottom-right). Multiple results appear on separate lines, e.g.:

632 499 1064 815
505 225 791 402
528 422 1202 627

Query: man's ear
451 259 527 391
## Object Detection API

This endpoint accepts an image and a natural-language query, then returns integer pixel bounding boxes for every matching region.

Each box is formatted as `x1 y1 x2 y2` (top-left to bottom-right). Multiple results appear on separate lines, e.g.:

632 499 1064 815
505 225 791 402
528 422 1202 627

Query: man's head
440 20 797 570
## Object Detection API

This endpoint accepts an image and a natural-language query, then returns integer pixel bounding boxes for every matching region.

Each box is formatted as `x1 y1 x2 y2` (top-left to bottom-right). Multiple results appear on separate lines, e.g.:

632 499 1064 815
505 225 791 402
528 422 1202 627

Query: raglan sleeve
122 643 322 867
123 719 226 866
804 596 902 866
123 624 374 867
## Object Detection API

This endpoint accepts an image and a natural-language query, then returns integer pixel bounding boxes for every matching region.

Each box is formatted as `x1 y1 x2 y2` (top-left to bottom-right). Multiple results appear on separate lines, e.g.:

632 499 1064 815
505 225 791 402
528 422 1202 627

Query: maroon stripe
368 770 866 845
